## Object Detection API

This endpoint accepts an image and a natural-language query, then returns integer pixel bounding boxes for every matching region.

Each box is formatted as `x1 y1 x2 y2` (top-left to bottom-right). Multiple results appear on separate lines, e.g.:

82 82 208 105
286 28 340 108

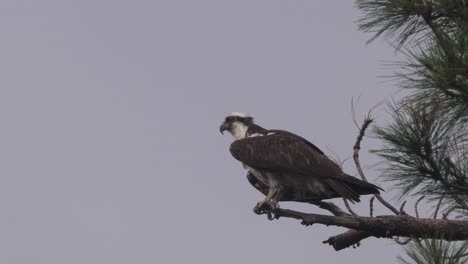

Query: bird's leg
271 186 283 204
253 179 281 215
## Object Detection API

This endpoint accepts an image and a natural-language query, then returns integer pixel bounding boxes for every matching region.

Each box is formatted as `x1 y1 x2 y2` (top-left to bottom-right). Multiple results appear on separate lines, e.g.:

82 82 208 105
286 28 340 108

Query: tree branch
343 199 358 216
353 115 400 215
323 230 371 251
309 201 370 249
316 113 406 250
269 208 468 242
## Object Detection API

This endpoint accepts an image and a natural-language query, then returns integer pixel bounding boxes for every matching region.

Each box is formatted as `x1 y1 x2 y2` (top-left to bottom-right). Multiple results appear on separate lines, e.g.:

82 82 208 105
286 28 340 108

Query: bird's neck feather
230 123 267 140
230 122 249 140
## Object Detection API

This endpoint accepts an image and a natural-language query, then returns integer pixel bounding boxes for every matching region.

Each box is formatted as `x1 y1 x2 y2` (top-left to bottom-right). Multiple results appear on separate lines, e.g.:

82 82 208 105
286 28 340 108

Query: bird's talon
267 209 280 220
267 212 274 220
253 204 264 215
254 200 279 216
274 210 280 219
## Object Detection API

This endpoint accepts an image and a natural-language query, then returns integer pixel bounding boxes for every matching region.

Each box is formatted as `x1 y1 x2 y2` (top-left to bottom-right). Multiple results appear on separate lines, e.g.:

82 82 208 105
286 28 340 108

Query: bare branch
323 230 371 251
325 146 350 169
266 208 468 251
310 201 366 249
442 206 460 220
351 96 362 130
353 115 400 215
400 201 407 215
343 199 358 216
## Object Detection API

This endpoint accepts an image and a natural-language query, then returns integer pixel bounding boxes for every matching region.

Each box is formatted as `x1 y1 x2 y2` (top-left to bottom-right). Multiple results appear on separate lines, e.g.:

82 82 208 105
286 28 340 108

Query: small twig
442 206 459 220
433 195 445 219
400 201 407 215
325 146 350 170
353 115 400 215
351 96 362 129
343 199 358 216
415 195 425 218
370 197 375 217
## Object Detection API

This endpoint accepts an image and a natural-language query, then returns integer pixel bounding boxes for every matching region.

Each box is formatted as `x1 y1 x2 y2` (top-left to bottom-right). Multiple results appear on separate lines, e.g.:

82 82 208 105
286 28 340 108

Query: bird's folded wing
229 133 341 177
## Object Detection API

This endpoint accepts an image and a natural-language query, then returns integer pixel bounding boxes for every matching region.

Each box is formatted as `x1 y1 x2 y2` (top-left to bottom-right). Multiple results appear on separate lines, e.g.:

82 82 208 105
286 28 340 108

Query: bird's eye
227 117 234 122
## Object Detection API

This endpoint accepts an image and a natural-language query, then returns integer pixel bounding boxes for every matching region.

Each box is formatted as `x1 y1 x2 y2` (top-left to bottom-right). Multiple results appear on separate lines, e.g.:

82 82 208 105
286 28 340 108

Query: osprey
220 112 382 214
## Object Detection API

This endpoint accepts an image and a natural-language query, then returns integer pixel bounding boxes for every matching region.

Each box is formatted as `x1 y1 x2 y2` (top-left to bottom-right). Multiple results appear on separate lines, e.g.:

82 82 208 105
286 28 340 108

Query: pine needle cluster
356 0 468 262
398 239 468 264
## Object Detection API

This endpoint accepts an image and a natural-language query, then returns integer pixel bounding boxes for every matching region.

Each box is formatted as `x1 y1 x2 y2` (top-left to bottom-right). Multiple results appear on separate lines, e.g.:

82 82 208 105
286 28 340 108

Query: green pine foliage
397 240 468 264
356 0 468 48
356 0 468 261
373 100 468 211
356 0 468 215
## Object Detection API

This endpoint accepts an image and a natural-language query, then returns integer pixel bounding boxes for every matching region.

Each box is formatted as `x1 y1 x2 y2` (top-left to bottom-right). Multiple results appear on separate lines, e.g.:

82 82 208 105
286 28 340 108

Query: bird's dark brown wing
231 131 382 202
267 129 325 155
229 132 342 178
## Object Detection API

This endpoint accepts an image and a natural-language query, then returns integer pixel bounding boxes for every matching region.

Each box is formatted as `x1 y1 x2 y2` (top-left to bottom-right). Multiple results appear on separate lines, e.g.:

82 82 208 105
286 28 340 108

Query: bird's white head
220 112 255 140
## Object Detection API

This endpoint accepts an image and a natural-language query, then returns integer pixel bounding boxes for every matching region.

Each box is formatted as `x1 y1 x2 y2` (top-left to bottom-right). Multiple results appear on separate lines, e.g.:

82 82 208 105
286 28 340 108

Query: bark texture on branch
323 230 371 251
269 209 468 246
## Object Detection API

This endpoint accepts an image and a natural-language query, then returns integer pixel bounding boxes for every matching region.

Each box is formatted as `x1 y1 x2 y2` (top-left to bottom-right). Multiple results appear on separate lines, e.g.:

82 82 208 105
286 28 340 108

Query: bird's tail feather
325 174 382 203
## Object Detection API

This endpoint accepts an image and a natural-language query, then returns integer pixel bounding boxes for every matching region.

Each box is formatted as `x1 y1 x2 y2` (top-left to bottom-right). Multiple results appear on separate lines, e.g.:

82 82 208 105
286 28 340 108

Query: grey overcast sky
0 1 404 263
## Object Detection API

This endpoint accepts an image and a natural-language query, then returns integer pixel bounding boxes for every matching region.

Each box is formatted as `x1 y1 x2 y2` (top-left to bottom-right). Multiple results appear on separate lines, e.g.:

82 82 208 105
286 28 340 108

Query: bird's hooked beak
219 121 230 135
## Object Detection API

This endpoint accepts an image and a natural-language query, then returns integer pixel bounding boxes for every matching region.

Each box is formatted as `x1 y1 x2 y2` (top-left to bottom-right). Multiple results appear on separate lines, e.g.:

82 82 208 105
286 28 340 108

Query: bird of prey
220 112 382 214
